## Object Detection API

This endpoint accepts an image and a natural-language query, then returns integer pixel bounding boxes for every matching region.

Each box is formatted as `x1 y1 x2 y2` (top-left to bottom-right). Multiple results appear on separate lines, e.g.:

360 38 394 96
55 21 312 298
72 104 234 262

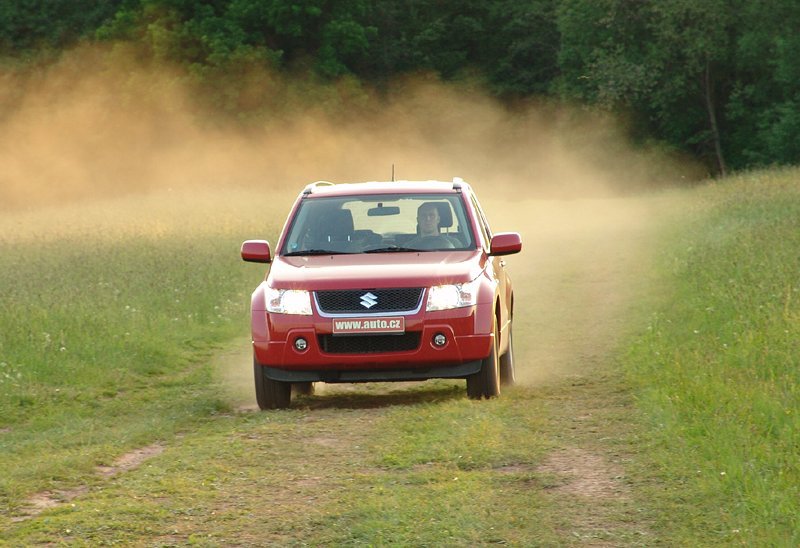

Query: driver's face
418 206 440 235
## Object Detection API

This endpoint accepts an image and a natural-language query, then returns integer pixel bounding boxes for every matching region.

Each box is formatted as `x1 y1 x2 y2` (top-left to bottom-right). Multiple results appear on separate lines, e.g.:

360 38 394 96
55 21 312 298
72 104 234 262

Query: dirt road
209 196 662 543
505 197 656 384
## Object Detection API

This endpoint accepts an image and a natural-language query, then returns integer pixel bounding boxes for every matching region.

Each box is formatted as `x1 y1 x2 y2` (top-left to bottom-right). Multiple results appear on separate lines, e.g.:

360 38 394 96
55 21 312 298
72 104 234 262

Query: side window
469 194 492 248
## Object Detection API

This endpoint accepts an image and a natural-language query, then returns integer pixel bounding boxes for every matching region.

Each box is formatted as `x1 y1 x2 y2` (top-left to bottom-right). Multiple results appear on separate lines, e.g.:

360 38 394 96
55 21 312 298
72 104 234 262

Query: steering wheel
410 235 455 250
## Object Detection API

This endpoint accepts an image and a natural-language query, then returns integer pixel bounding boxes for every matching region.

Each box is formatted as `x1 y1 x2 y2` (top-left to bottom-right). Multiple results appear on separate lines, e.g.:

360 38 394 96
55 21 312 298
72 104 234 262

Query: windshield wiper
283 248 352 256
363 246 421 253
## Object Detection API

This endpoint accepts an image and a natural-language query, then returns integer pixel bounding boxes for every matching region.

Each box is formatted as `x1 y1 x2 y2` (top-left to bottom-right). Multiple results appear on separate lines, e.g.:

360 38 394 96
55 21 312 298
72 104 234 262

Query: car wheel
292 382 315 396
499 323 516 386
466 317 501 399
253 355 291 409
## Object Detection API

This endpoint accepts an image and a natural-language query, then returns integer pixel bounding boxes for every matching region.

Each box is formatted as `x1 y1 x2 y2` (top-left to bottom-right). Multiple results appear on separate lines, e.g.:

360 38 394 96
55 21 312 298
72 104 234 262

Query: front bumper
252 302 494 378
262 359 483 383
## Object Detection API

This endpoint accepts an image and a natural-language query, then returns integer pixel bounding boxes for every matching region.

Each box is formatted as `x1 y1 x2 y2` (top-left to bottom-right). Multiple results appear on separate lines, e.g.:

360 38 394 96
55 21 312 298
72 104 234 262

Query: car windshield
281 193 476 255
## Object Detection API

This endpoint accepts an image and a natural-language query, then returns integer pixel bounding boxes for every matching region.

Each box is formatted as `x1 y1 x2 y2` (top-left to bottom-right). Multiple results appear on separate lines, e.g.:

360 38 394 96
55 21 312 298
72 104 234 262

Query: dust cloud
487 195 666 386
1 45 701 212
1 45 693 393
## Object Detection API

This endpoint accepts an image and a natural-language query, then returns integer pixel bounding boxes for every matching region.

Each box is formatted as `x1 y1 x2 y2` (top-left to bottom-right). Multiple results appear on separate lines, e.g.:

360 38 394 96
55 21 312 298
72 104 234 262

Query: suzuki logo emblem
360 292 378 309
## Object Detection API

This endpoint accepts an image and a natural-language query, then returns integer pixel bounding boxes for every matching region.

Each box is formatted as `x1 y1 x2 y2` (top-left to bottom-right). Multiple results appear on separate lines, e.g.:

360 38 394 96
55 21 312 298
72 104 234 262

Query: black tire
466 371 483 399
292 382 315 396
466 317 501 399
499 323 516 386
253 356 291 410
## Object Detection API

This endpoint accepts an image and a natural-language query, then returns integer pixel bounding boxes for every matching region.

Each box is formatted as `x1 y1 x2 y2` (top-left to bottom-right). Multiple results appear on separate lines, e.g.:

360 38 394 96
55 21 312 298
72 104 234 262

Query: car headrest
326 209 354 240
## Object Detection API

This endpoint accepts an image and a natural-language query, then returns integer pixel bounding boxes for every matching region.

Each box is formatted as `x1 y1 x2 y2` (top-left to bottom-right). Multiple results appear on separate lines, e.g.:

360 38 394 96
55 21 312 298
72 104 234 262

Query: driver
417 202 441 238
408 202 455 249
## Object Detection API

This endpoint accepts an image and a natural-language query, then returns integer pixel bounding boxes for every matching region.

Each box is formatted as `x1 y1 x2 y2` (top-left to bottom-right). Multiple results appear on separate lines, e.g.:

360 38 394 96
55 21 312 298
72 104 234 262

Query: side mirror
489 232 522 256
241 240 271 263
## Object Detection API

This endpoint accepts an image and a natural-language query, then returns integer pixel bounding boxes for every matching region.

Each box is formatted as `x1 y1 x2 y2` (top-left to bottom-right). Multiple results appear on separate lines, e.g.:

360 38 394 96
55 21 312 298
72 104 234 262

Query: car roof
302 179 470 197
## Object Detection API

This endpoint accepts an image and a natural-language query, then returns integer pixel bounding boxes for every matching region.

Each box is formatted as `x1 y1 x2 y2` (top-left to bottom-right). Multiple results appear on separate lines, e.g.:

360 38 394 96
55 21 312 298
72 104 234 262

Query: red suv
241 179 521 409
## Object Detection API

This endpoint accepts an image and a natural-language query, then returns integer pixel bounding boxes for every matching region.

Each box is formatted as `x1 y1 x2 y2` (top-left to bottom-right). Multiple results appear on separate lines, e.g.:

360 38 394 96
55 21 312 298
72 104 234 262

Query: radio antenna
391 164 395 182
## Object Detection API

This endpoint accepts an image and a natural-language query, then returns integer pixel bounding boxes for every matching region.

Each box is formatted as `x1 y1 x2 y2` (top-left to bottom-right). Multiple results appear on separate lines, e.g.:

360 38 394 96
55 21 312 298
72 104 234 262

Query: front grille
318 333 421 354
316 288 423 314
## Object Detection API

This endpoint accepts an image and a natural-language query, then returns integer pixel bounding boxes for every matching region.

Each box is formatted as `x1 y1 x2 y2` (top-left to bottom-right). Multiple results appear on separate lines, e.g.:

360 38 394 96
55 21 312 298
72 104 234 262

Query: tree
485 0 560 96
0 0 125 53
647 0 734 175
726 0 800 167
557 0 736 174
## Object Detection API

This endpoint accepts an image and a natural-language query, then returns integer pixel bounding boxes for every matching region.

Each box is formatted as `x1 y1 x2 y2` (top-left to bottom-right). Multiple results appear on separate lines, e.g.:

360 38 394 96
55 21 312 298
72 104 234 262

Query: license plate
332 316 405 335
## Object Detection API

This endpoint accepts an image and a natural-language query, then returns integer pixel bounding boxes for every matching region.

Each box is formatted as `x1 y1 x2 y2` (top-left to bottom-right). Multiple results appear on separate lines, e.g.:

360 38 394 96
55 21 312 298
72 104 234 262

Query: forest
1 0 799 175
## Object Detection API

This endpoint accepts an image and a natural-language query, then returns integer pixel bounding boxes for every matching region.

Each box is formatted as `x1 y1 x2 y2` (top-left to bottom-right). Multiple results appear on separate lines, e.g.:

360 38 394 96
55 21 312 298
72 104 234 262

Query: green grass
0 386 572 546
2 170 799 545
624 168 800 544
0 189 283 511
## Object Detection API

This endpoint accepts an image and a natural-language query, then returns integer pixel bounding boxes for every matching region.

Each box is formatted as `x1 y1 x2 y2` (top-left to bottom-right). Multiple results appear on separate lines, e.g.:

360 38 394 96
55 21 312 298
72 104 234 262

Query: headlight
266 287 312 315
426 277 481 311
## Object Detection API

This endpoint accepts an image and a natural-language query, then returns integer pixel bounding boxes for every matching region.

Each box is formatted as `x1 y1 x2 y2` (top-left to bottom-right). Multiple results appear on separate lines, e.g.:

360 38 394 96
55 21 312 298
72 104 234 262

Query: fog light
294 337 308 351
433 333 447 347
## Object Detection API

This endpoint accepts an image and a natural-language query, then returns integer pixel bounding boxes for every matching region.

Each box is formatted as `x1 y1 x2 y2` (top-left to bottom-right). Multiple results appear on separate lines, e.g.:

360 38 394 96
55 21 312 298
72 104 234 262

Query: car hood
268 250 486 290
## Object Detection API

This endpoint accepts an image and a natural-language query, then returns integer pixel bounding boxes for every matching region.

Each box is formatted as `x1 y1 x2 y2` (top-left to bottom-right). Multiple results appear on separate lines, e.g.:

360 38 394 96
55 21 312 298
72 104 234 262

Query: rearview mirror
368 205 400 216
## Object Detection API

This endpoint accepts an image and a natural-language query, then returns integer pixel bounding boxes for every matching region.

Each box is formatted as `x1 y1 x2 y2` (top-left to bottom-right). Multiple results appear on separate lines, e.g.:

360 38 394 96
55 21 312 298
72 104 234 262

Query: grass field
0 188 286 510
1 170 798 544
623 169 800 544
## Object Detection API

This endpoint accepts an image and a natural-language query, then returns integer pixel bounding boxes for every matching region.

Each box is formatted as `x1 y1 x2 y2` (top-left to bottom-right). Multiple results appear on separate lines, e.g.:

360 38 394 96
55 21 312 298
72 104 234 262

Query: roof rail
302 180 335 195
452 176 464 191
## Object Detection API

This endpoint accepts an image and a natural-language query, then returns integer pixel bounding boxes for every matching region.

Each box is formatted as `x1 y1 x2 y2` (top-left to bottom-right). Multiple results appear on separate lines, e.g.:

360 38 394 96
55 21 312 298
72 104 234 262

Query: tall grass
0 188 283 508
625 168 800 544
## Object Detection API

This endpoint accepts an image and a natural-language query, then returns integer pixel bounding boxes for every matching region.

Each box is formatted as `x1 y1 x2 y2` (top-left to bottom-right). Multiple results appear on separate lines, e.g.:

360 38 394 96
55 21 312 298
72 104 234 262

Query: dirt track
209 196 661 538
504 197 657 385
